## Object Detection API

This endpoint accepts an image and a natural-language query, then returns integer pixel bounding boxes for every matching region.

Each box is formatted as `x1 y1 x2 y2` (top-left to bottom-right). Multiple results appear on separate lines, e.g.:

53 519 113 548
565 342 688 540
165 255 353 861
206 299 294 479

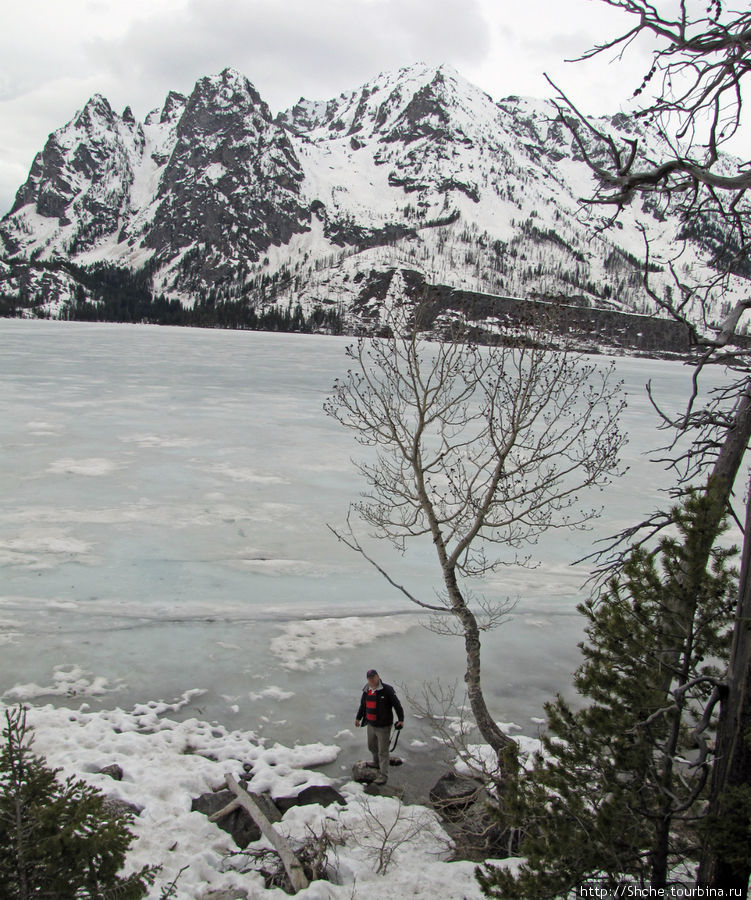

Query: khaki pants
367 724 391 778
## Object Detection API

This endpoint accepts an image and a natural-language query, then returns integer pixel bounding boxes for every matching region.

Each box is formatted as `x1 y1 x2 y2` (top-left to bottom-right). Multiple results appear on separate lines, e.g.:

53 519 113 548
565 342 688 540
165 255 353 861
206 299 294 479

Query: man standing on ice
355 668 404 784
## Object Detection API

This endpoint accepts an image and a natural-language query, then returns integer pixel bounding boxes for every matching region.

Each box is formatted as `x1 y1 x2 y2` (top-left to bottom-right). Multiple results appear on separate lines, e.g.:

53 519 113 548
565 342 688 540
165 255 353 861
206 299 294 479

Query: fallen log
216 774 309 893
208 797 242 822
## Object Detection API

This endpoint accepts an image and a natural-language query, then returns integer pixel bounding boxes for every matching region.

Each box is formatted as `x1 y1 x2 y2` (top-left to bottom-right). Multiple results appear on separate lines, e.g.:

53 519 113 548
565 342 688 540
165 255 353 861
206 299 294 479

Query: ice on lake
0 319 735 771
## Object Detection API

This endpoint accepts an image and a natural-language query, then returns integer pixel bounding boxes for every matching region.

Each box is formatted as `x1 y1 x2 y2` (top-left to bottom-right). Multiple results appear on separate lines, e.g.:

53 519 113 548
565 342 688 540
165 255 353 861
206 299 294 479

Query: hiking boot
374 775 387 784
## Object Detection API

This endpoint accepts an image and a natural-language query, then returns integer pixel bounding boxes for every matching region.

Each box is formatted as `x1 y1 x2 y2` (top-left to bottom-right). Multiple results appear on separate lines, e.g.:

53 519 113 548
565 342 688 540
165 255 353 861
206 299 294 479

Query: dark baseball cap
366 669 378 677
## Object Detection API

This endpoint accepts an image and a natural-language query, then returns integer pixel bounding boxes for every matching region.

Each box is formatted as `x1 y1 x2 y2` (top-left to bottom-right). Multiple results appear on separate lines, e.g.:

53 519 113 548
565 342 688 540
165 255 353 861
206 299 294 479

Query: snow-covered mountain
0 63 743 334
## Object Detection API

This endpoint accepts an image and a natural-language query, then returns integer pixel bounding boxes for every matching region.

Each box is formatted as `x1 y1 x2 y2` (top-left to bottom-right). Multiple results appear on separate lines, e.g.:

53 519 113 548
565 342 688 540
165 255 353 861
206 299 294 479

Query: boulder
364 782 404 799
352 760 380 784
102 796 143 819
200 891 249 900
428 772 511 858
458 794 506 855
351 757 403 782
191 787 279 849
98 764 124 781
274 785 346 813
429 771 483 817
243 787 283 825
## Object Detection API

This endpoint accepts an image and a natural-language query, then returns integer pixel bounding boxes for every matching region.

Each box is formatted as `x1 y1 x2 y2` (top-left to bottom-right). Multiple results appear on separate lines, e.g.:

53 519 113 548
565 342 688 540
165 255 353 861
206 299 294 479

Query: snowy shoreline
2 322 724 896
3 695 511 898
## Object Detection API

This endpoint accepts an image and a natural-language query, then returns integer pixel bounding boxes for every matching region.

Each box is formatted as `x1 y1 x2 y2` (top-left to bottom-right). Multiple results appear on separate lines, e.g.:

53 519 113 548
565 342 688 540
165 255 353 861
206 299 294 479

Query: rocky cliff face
139 69 310 287
0 63 743 332
5 94 144 257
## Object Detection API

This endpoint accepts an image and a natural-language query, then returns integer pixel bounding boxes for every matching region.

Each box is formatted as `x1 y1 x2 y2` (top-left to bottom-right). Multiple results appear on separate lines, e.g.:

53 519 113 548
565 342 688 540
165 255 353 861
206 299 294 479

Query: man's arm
388 685 405 725
355 692 365 726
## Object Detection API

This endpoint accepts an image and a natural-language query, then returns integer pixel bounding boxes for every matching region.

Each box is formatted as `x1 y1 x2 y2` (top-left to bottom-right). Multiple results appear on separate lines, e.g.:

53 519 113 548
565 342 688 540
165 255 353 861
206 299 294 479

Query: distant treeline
2 260 344 334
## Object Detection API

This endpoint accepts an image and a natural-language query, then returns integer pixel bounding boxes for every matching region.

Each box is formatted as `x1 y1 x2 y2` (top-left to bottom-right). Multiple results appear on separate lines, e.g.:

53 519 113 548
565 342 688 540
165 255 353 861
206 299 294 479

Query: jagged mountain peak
130 68 310 287
279 61 494 145
191 67 268 113
74 93 116 127
177 68 276 142
142 70 269 134
145 90 188 126
6 88 143 226
379 64 497 145
1 61 744 333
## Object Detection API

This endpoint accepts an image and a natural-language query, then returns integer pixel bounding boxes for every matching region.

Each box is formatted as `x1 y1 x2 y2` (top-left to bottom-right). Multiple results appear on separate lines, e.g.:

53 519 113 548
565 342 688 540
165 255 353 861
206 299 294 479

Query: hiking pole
390 723 403 753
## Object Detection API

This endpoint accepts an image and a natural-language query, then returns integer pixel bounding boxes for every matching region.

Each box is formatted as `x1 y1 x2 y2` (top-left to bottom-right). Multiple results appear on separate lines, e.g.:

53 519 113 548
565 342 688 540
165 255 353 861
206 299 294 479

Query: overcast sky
0 0 742 215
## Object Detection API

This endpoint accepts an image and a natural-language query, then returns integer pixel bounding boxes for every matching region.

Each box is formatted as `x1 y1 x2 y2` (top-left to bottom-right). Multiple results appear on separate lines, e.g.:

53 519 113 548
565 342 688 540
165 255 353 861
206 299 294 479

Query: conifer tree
478 493 736 897
0 705 156 899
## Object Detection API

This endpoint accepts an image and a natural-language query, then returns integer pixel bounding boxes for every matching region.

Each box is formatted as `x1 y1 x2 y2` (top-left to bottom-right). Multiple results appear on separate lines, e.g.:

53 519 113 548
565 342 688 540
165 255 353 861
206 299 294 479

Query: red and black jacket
356 682 404 728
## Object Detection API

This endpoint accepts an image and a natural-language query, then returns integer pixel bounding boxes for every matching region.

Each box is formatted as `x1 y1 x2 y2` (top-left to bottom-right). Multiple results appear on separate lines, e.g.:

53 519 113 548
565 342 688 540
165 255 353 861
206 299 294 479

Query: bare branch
327 521 446 613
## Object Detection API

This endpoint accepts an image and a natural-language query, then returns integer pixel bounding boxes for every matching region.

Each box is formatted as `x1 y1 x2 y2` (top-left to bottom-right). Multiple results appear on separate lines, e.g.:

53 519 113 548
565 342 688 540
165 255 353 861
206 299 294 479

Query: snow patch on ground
226 557 336 577
0 529 94 569
26 420 63 435
0 698 488 898
202 463 287 485
48 457 123 476
454 735 544 779
119 434 201 449
0 616 22 645
248 686 295 702
270 615 420 671
3 665 123 701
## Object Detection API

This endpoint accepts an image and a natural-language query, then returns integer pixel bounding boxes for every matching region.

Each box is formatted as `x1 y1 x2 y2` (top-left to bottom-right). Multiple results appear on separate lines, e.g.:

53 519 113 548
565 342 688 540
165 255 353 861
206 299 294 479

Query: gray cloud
6 0 738 217
0 0 490 213
85 0 492 115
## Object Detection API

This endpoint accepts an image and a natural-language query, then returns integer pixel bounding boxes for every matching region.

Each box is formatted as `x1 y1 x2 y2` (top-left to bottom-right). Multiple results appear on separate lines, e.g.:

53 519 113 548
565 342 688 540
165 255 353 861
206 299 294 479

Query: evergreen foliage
1 256 344 333
0 705 156 899
56 264 344 333
478 493 736 898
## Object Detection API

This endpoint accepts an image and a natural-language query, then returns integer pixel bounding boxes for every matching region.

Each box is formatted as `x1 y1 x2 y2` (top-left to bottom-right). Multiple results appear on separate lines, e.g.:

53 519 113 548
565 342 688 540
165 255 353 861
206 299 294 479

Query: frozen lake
0 320 731 779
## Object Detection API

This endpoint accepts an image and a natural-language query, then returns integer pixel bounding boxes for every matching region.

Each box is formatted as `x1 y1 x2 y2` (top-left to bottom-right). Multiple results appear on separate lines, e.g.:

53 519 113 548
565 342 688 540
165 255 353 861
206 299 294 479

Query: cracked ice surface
0 320 731 758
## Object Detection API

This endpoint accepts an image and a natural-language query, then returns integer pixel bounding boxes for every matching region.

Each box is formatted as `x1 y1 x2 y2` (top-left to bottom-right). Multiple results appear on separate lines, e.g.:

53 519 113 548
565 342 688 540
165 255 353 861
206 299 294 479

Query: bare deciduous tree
325 318 626 765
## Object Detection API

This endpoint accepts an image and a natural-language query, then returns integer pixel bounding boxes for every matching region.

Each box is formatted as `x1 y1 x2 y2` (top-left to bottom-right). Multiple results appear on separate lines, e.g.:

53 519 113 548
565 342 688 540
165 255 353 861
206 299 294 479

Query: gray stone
235 781 284 825
200 890 249 900
427 773 511 858
274 784 346 813
191 789 264 849
364 782 404 799
429 771 484 816
102 797 143 819
458 795 506 854
352 760 380 784
98 764 124 781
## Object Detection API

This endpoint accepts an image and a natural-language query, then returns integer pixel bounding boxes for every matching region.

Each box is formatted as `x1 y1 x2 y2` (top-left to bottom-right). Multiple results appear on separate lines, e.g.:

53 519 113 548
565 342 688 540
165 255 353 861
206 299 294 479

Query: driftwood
209 773 309 893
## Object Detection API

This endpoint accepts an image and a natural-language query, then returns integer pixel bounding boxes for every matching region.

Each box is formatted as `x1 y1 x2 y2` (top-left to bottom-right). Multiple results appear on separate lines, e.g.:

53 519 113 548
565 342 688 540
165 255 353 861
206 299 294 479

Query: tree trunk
705 384 751 507
651 609 697 888
657 383 751 696
444 575 517 762
698 474 751 893
7 709 31 900
222 774 309 893
650 816 671 888
643 384 751 885
420 470 518 765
